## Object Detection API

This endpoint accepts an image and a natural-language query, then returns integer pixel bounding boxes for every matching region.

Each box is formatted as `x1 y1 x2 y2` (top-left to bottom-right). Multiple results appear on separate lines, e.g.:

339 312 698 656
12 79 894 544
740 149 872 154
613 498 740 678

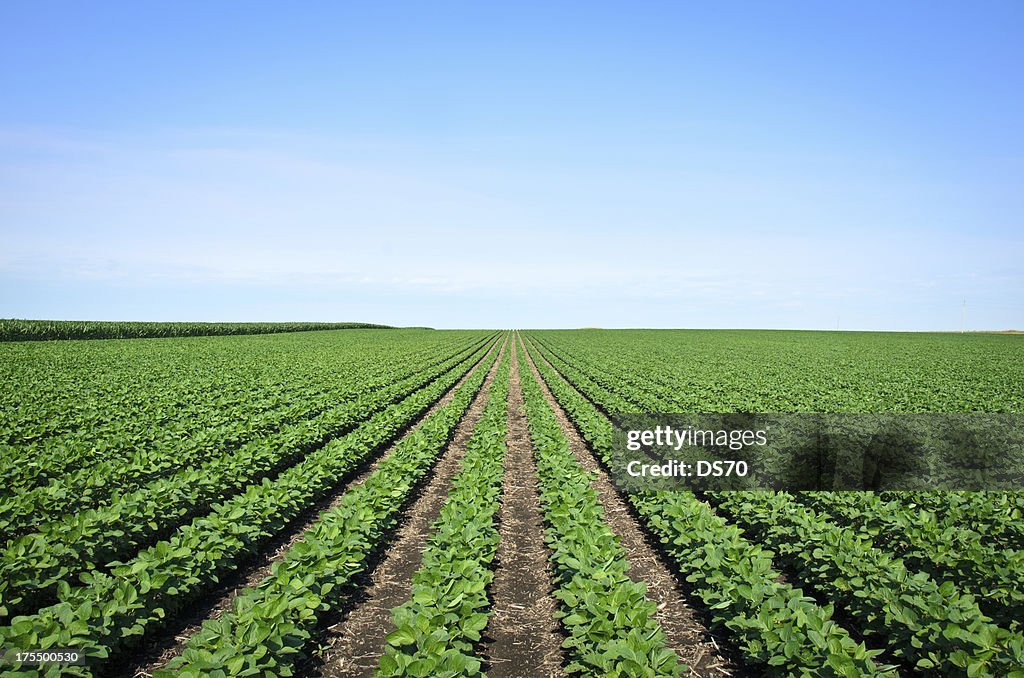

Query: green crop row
519 339 681 677
0 318 393 342
153 338 505 678
0 338 490 541
798 491 1024 632
526 333 1024 672
0 338 496 621
0 337 504 676
0 332 475 483
529 336 668 412
711 492 1024 676
637 492 887 676
378 348 512 677
3 382 318 489
521 336 887 676
527 329 1024 413
0 334 477 494
878 491 1024 552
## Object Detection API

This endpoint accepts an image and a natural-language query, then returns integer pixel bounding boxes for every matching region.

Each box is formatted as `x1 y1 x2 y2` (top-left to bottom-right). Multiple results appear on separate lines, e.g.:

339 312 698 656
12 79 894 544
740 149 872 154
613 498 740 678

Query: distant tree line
0 319 394 341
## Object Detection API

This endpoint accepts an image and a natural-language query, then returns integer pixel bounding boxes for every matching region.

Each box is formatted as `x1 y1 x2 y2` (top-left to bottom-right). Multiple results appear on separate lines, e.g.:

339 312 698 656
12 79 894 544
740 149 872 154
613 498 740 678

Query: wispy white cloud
2 125 1022 329
0 127 115 156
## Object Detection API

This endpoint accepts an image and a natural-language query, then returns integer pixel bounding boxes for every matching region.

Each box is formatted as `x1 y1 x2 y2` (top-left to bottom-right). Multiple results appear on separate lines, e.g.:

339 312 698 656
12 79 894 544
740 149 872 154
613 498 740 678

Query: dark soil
313 337 509 677
480 338 565 678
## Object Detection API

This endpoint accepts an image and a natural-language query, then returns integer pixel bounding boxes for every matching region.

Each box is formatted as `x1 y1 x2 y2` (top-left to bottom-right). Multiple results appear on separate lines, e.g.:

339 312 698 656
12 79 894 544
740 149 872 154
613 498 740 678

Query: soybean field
1 328 1023 677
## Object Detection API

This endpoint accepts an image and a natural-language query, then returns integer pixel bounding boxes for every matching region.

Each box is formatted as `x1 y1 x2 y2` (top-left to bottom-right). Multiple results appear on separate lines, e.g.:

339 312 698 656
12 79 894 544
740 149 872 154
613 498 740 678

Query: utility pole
961 298 966 333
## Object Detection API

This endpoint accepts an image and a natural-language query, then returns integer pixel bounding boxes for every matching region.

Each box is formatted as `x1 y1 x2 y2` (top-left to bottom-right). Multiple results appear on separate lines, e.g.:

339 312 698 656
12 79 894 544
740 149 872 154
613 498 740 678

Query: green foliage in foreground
153 342 501 677
0 319 393 341
379 349 511 677
519 340 682 677
0 341 500 676
712 492 1024 676
522 337 889 676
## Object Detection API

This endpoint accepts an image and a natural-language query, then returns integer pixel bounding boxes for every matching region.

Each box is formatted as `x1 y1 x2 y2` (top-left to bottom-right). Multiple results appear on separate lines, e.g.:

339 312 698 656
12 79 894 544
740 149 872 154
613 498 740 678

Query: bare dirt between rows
118 336 502 678
521 335 733 677
312 336 509 677
480 338 565 678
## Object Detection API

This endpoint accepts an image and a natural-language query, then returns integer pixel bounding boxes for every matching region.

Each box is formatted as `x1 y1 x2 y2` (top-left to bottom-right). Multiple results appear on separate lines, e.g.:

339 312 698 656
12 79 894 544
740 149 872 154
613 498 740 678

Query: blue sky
1 1 1021 330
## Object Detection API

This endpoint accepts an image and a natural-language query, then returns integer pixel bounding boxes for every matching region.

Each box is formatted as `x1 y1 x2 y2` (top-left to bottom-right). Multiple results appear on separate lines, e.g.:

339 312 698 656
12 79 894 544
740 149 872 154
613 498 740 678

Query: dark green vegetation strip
521 336 887 676
0 319 393 342
378 349 511 677
152 338 504 677
519 339 682 677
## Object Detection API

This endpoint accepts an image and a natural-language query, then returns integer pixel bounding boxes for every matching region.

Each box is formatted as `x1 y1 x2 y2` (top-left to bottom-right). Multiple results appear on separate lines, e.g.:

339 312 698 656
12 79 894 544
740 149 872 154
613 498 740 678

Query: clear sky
2 1 1021 330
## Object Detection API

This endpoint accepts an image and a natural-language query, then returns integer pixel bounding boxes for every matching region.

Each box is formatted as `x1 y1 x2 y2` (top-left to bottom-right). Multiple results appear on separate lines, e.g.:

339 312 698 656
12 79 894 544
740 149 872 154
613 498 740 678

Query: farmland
0 328 1022 677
